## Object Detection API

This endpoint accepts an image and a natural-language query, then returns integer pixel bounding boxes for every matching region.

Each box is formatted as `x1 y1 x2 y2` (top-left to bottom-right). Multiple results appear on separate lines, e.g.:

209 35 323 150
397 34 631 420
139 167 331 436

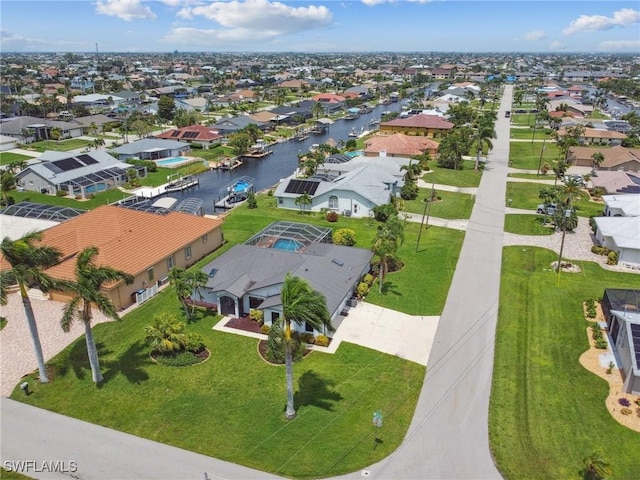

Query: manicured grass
0 317 7 330
510 113 536 126
218 195 465 316
422 160 482 187
0 468 34 479
0 152 34 166
509 127 554 141
508 173 556 180
11 189 130 210
509 141 560 170
402 190 475 220
503 214 554 235
29 139 93 152
13 288 425 479
505 181 604 217
490 247 640 480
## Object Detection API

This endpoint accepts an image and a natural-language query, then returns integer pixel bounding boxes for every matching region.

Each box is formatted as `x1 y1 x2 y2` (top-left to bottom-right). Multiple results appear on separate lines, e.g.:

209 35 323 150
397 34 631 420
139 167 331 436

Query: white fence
135 284 159 305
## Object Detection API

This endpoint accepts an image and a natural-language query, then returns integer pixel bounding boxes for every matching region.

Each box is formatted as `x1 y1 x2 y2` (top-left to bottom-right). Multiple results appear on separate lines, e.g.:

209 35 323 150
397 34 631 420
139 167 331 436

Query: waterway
163 102 404 214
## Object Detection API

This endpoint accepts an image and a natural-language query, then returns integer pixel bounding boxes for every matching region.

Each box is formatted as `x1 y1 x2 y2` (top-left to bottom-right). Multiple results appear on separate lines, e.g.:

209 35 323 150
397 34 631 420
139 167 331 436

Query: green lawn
0 468 33 480
503 214 555 235
11 190 130 210
29 139 93 152
403 190 475 220
508 173 556 180
12 292 424 479
422 160 482 187
0 152 34 166
509 128 554 141
509 142 560 171
8 193 464 478
490 247 640 480
505 182 604 217
509 113 536 126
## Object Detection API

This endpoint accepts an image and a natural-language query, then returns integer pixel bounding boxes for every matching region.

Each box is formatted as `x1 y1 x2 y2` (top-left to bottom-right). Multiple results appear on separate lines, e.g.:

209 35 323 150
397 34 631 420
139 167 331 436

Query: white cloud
159 0 201 6
175 0 332 38
563 8 640 35
361 0 432 4
524 30 546 41
95 0 157 21
549 41 567 51
597 39 640 52
1 30 87 50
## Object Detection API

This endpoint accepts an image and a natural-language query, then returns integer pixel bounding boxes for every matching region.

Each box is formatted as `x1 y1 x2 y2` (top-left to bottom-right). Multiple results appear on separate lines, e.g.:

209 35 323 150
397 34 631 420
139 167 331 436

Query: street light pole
536 135 547 177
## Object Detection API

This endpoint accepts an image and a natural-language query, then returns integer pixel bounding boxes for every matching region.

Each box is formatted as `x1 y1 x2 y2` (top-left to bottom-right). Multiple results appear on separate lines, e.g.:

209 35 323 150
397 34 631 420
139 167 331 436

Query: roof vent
332 258 344 267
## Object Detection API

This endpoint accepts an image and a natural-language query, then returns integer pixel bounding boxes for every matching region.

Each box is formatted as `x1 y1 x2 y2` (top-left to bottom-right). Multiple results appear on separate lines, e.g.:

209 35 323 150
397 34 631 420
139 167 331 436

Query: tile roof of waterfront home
364 133 439 156
380 114 455 130
156 124 223 142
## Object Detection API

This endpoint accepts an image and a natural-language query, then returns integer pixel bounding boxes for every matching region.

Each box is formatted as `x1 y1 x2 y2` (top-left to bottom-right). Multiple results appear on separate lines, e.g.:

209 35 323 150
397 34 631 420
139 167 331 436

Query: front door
220 296 235 316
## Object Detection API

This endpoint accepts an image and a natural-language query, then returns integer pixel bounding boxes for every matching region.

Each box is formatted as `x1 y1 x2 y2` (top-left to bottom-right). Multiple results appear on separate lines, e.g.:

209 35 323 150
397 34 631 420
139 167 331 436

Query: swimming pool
346 150 363 158
272 238 304 252
155 156 201 168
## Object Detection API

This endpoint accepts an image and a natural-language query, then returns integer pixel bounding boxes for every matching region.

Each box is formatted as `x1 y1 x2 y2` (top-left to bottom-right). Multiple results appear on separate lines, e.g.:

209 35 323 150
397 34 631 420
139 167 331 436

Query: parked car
504 111 511 118
537 203 557 215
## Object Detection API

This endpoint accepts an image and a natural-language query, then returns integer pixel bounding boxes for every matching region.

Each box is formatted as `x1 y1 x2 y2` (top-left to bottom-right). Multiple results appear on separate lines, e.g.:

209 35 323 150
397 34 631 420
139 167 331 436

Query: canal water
168 102 402 214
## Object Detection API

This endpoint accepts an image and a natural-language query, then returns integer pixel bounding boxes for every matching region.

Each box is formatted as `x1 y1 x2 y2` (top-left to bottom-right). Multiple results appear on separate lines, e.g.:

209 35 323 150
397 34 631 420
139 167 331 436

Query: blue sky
2 1 639 53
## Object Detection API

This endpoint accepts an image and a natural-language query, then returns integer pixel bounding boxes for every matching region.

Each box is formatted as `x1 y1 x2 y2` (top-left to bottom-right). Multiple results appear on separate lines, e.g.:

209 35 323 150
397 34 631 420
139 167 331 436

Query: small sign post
372 411 383 449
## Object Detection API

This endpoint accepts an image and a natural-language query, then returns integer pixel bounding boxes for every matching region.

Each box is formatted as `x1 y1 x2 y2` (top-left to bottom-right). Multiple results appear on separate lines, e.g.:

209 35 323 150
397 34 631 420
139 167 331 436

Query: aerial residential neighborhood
1 1 640 479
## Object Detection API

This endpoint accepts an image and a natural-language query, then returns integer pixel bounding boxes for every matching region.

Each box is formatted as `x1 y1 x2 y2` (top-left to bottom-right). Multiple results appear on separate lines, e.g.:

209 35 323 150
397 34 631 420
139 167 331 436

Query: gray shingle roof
109 138 189 155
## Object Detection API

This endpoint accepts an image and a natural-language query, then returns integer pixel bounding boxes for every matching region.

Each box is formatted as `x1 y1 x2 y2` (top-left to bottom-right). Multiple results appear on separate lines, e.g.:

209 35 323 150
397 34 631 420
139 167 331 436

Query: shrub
300 332 315 345
356 282 369 299
591 245 610 256
620 407 632 415
267 189 274 196
190 143 204 149
315 335 330 347
126 158 157 172
373 203 397 222
260 324 271 335
333 228 356 246
246 192 258 209
606 361 614 374
618 397 631 407
595 338 608 349
585 299 597 319
155 350 201 367
184 333 206 353
249 308 264 325
326 211 339 222
56 190 68 197
607 251 618 265
363 273 374 286
400 181 419 200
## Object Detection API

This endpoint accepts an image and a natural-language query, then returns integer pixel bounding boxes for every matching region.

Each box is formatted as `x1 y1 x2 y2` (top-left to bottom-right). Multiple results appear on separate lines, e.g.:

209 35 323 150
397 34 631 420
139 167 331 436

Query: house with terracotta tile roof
379 114 454 139
156 124 223 147
568 145 640 172
363 133 439 157
35 205 224 309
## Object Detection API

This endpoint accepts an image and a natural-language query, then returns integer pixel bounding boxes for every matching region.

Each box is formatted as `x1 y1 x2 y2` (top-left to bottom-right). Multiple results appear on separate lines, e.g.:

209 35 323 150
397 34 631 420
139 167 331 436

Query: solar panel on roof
171 130 181 137
53 157 83 172
182 131 199 139
631 323 640 367
42 162 63 174
284 179 320 195
77 154 98 165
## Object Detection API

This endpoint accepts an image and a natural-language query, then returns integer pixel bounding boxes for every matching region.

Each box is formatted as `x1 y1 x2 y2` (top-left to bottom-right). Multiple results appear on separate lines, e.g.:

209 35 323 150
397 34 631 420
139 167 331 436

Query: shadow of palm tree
68 339 111 381
380 280 402 296
293 370 342 411
99 340 151 387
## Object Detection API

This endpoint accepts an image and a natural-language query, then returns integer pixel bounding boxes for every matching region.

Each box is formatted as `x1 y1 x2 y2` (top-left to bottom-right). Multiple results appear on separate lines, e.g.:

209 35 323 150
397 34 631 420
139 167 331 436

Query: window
202 234 208 243
278 198 283 205
305 322 315 333
167 255 175 270
147 268 154 282
328 195 338 210
184 246 192 260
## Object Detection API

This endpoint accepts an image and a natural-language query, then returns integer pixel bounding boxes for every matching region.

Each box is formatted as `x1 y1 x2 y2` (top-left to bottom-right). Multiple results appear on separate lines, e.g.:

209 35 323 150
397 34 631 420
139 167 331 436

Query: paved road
337 88 515 480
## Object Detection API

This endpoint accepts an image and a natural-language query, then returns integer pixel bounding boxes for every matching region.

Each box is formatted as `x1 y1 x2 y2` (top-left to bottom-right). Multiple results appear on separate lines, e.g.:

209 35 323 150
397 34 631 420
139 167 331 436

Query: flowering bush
618 397 631 407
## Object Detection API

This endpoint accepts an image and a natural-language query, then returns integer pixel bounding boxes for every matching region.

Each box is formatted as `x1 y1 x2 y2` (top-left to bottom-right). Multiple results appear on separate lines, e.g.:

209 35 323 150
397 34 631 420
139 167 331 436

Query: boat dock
165 174 199 193
214 176 255 211
218 158 243 170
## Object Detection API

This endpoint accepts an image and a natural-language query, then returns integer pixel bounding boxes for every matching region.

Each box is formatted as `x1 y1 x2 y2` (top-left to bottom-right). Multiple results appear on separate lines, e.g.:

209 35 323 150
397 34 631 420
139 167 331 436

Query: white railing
135 284 159 305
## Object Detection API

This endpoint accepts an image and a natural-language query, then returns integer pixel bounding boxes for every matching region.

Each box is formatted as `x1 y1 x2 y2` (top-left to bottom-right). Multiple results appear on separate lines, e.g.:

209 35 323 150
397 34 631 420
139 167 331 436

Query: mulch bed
225 316 262 334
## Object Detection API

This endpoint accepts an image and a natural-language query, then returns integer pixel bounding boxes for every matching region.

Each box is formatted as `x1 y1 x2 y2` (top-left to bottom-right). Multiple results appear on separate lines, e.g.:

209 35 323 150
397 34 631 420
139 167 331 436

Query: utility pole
415 183 435 252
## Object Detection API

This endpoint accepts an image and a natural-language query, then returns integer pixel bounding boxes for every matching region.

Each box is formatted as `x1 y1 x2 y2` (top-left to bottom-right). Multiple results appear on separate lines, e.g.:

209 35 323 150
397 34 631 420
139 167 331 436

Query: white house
274 155 410 218
593 216 640 269
602 194 640 217
602 289 640 395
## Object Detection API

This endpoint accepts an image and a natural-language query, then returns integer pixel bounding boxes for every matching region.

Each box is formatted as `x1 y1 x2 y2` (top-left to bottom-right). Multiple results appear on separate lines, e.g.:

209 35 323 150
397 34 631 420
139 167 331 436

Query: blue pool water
346 150 363 158
272 238 303 252
233 181 251 193
156 156 188 166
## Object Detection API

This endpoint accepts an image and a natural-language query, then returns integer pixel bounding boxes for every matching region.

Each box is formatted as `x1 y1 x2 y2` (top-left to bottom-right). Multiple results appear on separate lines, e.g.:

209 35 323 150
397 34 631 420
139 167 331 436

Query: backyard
9 193 465 478
490 247 640 479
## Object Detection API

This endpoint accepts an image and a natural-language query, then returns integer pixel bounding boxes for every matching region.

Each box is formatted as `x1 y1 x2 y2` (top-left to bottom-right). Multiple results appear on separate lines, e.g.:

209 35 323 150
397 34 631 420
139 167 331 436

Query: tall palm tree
591 151 604 171
311 101 325 119
0 233 62 383
280 273 331 419
169 267 208 319
60 246 133 383
473 115 496 171
372 217 404 293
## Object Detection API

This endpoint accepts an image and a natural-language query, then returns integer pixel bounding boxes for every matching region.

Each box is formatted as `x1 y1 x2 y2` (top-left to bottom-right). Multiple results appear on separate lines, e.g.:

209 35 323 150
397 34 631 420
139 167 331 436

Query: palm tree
372 217 404 293
168 267 208 319
581 451 612 480
60 246 133 383
311 101 325 119
473 116 496 171
295 192 312 213
145 313 187 354
591 151 604 171
0 233 62 383
280 273 331 419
